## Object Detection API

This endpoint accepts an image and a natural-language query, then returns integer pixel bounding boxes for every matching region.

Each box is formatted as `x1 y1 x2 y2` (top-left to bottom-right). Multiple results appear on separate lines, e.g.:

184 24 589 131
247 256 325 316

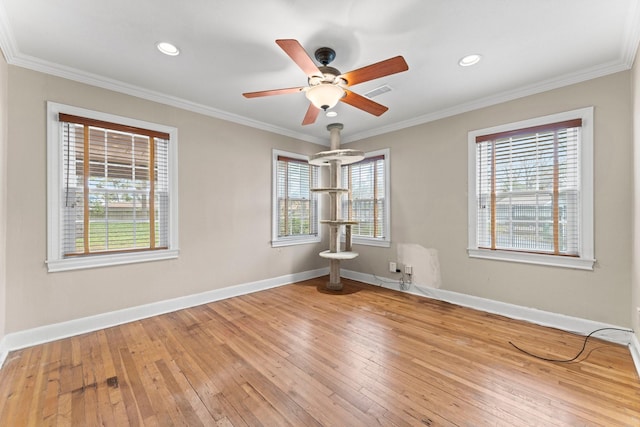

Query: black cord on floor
509 327 633 363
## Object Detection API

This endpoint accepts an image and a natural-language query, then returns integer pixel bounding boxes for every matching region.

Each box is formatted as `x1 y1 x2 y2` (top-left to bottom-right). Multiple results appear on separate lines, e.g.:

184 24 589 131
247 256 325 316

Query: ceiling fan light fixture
459 54 481 67
157 42 180 56
243 39 409 125
305 84 345 111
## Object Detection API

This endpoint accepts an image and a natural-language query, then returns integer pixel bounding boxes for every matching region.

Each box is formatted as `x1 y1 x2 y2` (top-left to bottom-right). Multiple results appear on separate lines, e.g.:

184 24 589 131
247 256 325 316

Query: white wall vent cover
364 85 392 98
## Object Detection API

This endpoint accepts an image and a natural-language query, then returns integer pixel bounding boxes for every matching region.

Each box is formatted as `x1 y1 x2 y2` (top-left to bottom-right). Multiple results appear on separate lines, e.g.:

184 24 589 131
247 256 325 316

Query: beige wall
344 72 633 326
3 63 635 334
633 49 640 340
0 51 7 341
5 66 327 333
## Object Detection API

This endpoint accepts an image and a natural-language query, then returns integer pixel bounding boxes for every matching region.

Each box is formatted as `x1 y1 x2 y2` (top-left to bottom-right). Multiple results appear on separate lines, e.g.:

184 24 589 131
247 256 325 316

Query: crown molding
0 1 16 62
622 0 640 67
342 59 631 143
7 52 327 145
1 1 638 146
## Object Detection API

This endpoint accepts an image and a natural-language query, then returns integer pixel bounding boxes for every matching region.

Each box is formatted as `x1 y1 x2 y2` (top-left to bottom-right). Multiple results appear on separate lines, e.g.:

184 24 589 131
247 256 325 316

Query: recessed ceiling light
157 42 180 56
326 111 338 118
459 54 481 67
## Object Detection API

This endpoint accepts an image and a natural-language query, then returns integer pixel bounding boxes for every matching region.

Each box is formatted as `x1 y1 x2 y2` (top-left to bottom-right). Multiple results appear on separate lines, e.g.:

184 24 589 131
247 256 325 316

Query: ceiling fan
242 39 409 125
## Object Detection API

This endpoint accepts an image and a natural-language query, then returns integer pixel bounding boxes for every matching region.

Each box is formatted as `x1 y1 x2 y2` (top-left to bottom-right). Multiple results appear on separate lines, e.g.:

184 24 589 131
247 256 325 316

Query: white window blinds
342 154 386 239
59 113 170 256
475 119 581 256
276 155 318 238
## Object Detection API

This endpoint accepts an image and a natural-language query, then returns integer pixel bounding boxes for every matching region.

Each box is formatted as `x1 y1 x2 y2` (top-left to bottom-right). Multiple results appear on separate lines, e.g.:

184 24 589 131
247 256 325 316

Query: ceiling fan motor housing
314 47 336 66
308 66 345 85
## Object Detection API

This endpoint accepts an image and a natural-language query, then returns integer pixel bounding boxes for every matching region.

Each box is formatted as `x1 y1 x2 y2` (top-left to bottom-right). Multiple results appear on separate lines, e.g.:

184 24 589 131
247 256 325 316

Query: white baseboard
630 334 640 378
341 269 635 346
0 267 329 367
2 267 637 380
343 269 640 379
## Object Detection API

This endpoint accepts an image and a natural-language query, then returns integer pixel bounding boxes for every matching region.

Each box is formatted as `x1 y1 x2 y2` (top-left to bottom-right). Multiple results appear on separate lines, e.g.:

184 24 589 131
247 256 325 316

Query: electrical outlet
405 265 413 275
389 261 397 273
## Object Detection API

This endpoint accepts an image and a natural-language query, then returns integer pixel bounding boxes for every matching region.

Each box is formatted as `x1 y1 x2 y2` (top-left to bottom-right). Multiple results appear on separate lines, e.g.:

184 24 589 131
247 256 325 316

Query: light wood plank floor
0 277 638 426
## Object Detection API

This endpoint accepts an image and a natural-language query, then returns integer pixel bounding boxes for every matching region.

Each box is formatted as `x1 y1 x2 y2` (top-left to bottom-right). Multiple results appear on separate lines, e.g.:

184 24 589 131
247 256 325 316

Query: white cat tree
310 124 364 290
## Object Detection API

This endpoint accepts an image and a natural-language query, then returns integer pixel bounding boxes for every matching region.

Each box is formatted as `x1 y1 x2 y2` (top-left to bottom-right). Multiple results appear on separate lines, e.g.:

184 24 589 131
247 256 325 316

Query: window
468 107 594 270
47 102 179 272
341 149 390 247
272 150 320 246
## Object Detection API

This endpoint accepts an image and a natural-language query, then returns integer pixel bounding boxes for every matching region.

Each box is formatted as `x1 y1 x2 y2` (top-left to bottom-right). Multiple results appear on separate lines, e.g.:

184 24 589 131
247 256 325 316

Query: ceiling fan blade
276 39 321 76
341 90 388 116
341 56 409 86
242 87 304 98
302 103 320 126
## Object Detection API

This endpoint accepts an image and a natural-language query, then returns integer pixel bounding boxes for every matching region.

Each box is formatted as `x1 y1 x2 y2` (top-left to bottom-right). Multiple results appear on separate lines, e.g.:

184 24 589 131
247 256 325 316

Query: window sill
346 237 391 248
271 236 321 248
467 248 595 270
46 249 180 272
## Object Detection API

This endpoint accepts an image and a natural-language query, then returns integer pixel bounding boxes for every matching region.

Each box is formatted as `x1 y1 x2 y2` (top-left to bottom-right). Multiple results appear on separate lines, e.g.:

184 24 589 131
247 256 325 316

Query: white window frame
467 107 594 270
271 149 321 247
46 102 179 272
342 148 391 248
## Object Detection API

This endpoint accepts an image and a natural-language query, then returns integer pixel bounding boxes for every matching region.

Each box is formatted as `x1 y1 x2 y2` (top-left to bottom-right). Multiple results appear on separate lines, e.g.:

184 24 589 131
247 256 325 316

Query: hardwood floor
0 277 638 426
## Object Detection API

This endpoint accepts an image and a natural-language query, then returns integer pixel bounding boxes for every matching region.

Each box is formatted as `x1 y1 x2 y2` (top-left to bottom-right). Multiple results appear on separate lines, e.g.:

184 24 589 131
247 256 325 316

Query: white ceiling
0 0 638 145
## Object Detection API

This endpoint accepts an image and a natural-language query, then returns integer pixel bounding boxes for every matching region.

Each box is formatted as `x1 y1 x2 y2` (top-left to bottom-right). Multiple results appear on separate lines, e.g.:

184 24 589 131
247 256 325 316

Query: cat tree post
310 124 364 290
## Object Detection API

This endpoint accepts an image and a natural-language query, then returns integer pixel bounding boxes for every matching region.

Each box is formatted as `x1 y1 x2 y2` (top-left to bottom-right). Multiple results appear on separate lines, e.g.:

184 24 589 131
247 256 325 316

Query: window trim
271 149 320 247
46 102 179 272
342 148 391 248
467 107 595 270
